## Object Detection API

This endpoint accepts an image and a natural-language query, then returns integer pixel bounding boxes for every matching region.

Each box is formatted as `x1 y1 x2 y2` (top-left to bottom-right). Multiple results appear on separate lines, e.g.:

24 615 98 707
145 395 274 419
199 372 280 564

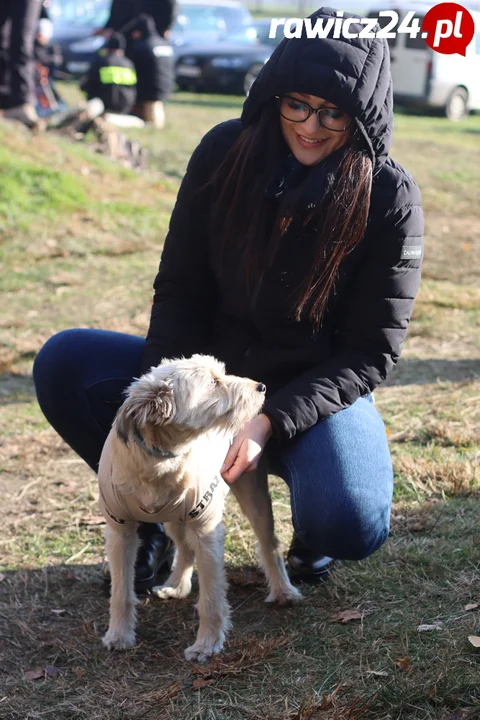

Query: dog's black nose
256 383 266 393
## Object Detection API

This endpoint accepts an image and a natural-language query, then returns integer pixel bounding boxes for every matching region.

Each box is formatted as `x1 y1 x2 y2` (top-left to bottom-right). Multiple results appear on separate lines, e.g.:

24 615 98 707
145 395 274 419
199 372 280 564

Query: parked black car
175 19 281 95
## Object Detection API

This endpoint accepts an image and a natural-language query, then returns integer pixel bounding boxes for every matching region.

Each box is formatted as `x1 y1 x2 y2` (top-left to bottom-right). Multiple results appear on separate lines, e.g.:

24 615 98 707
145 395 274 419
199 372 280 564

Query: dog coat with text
98 460 229 532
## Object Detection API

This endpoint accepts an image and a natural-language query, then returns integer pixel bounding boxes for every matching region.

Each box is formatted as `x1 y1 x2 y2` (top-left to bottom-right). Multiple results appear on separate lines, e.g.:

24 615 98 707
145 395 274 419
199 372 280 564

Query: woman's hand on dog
220 413 272 484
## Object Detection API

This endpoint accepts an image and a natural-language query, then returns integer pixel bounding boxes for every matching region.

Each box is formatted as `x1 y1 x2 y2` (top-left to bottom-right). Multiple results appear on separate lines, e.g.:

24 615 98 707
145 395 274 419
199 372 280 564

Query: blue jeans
33 329 394 561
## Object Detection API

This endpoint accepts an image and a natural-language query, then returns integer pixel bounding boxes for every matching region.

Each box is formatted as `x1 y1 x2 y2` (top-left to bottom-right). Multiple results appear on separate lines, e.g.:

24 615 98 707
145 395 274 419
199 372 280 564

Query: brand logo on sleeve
401 246 423 259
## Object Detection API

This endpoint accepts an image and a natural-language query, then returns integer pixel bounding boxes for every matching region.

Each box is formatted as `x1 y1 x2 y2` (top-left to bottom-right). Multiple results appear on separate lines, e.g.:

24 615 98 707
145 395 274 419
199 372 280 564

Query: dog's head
115 354 266 447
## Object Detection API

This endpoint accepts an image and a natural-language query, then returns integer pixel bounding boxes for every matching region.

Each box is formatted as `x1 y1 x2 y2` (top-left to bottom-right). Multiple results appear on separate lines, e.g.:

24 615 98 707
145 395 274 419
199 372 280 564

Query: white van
365 3 480 119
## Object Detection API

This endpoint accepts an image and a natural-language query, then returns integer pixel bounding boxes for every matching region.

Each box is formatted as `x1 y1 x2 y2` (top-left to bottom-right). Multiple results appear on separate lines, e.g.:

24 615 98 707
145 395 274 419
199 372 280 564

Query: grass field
0 91 479 720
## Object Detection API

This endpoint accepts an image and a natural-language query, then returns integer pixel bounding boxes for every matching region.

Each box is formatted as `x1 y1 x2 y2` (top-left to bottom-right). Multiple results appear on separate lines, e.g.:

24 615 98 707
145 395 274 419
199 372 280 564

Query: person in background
81 33 137 116
94 0 176 127
98 0 177 43
34 15 66 117
0 0 43 128
130 14 174 128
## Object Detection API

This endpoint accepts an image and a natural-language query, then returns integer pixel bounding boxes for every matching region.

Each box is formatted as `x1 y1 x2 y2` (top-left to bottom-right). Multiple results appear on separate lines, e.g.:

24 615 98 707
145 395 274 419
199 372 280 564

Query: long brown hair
207 98 373 331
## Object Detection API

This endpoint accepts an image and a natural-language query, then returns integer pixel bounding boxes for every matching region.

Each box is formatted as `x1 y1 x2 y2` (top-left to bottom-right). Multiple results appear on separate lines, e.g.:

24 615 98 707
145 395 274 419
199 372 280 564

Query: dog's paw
265 585 303 605
102 628 136 651
152 581 191 600
184 633 226 662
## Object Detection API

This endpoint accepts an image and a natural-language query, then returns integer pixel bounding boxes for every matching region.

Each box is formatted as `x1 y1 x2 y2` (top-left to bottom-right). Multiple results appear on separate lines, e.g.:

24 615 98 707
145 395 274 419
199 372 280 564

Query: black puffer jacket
141 7 424 441
105 0 176 37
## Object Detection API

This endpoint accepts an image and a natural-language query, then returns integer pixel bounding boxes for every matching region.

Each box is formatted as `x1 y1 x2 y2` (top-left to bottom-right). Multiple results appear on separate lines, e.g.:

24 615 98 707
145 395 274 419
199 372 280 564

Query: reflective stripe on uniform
99 65 137 86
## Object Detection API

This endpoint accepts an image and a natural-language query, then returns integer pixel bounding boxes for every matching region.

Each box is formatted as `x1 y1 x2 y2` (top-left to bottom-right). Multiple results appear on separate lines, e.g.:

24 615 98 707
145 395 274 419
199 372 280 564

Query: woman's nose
301 112 321 133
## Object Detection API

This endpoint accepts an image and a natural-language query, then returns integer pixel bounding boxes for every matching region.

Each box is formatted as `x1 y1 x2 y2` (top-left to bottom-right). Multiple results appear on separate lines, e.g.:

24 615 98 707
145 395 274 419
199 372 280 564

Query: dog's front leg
102 524 139 650
231 455 302 605
152 521 194 599
183 521 231 662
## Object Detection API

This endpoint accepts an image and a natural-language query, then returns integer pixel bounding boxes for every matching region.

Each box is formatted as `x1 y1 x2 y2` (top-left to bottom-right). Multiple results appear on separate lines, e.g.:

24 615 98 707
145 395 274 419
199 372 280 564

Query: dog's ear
143 381 175 427
115 379 174 439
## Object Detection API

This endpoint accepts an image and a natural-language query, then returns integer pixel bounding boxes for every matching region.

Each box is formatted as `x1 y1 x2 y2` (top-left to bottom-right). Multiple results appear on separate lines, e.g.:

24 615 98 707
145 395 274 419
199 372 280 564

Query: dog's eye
211 376 220 386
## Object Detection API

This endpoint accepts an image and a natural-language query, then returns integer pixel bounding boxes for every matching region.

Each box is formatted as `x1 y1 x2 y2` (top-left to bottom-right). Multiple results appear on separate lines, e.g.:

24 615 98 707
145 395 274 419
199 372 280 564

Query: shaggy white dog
98 354 301 661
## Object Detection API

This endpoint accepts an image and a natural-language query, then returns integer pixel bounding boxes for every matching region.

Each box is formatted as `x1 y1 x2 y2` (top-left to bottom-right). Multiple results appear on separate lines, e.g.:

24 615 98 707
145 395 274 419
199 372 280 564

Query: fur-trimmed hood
241 6 394 175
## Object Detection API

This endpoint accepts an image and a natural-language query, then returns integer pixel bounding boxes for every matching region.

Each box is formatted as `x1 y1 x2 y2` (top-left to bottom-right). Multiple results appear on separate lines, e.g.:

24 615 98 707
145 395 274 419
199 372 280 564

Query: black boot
103 522 174 594
287 533 334 582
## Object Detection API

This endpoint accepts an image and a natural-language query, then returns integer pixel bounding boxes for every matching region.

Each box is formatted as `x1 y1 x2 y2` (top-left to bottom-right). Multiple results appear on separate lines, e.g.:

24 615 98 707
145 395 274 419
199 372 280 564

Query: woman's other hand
221 414 272 484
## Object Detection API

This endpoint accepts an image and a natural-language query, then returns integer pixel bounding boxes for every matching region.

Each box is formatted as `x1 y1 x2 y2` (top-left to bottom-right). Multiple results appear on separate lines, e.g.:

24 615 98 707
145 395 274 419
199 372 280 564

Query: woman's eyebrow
292 93 338 108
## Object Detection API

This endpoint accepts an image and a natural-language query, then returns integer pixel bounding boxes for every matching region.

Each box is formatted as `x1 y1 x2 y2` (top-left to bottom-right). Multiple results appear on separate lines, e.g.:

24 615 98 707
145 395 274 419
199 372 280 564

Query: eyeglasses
276 95 353 133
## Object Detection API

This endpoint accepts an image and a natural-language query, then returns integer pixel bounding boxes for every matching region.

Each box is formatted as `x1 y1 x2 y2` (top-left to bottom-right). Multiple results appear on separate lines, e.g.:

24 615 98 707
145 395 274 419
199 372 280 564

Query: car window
366 11 397 49
174 4 252 34
174 5 223 32
49 0 110 27
254 22 283 46
216 6 253 31
222 27 258 44
404 16 427 50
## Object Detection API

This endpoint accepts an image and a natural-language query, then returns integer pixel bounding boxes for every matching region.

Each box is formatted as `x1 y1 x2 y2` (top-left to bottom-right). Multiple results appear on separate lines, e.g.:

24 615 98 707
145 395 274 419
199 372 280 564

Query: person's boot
3 103 42 130
286 533 334 582
140 100 165 128
49 98 105 133
103 522 174 594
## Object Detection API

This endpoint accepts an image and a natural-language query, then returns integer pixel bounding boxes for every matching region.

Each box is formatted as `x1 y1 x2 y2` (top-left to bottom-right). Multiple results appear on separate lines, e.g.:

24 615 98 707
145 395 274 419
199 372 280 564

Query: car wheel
243 63 264 96
445 87 469 121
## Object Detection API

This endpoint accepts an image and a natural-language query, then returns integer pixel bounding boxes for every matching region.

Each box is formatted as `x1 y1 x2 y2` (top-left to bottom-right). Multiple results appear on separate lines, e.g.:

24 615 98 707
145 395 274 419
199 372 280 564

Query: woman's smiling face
279 92 353 166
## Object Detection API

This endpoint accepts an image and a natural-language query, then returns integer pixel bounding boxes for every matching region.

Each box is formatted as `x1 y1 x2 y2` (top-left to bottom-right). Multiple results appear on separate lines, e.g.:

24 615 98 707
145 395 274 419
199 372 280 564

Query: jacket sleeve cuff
261 404 298 442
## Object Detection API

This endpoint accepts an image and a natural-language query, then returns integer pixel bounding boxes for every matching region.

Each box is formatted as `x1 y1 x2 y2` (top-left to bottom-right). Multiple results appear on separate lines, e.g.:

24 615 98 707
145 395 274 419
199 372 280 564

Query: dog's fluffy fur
99 354 301 661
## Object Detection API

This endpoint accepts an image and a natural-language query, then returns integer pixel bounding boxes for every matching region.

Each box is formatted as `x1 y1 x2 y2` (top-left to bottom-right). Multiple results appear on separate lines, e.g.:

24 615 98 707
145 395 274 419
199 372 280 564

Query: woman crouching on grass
34 7 424 588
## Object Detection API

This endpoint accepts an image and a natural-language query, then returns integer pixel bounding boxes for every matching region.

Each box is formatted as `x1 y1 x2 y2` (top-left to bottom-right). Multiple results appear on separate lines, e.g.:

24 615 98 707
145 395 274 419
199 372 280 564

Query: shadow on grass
0 373 36 405
385 357 480 386
2 500 480 720
0 560 306 719
170 95 243 110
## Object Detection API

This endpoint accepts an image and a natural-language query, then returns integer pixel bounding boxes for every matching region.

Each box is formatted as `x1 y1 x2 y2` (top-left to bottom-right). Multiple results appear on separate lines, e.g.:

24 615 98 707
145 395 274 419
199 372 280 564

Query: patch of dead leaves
25 665 60 680
191 677 214 689
394 657 412 672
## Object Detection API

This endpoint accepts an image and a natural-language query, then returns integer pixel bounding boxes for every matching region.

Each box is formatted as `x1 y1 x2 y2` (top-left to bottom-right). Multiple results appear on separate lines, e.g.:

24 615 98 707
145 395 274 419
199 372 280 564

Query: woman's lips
295 133 326 149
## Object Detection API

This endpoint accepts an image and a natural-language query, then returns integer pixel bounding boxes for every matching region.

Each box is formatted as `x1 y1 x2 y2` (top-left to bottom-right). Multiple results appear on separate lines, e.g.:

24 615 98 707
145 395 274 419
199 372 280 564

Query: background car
171 0 254 48
49 0 255 76
175 19 282 95
49 0 110 76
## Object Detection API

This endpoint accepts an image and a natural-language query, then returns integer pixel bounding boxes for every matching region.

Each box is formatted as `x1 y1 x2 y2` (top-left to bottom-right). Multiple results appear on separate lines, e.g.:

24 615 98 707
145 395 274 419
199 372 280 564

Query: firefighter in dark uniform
81 33 137 116
94 0 176 127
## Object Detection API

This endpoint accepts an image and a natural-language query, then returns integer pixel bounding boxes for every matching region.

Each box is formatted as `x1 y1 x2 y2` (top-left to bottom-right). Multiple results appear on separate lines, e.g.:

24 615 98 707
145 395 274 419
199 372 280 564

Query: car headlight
69 36 105 53
210 57 245 69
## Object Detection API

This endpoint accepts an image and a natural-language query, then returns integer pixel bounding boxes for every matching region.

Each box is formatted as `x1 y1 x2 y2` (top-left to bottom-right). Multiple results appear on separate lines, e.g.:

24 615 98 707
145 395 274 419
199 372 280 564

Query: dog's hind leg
183 521 231 662
230 456 302 605
152 521 194 599
102 525 139 650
